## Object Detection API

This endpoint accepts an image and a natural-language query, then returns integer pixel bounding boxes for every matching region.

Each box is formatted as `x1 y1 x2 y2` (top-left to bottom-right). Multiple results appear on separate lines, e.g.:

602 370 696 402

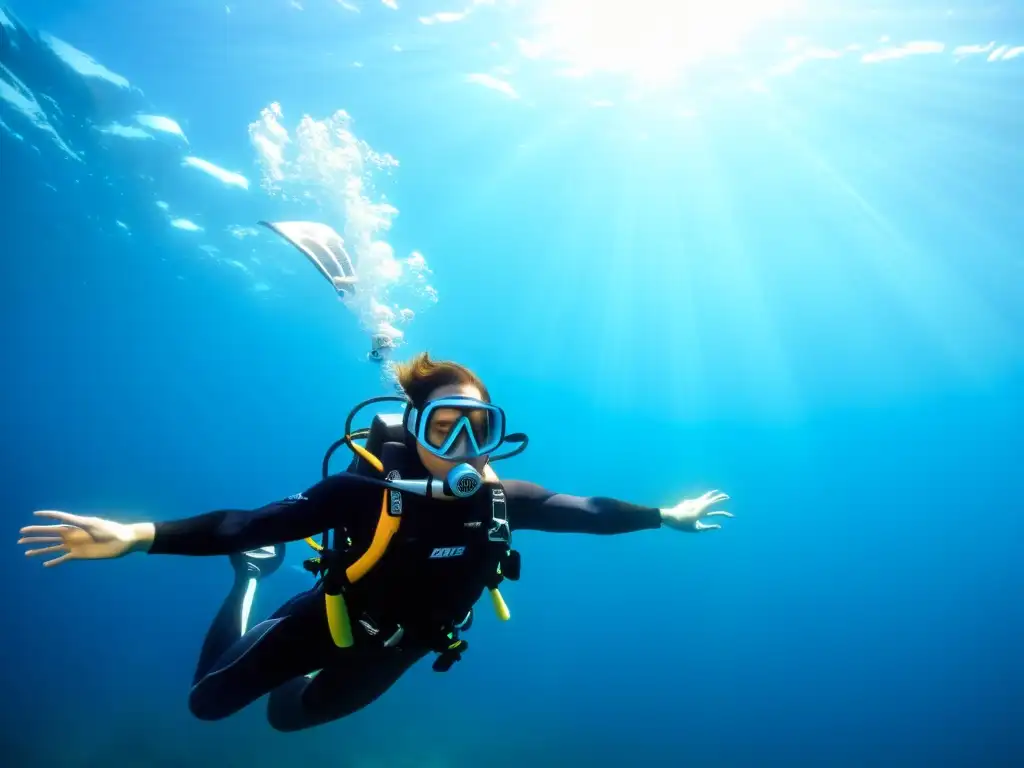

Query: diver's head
394 353 500 480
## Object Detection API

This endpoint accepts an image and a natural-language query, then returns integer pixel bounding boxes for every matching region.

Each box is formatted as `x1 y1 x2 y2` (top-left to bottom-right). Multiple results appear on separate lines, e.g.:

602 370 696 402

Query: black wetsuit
150 472 662 732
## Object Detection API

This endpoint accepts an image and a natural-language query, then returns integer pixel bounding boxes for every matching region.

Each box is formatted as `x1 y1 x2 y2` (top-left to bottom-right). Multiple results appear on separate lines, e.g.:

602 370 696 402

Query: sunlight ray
761 106 1018 383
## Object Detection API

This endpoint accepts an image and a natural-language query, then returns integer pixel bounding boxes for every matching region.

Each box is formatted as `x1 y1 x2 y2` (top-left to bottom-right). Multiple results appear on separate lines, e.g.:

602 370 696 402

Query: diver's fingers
695 521 721 531
702 491 729 505
33 510 88 526
25 544 67 558
18 524 73 537
43 552 75 568
704 510 734 519
18 536 63 545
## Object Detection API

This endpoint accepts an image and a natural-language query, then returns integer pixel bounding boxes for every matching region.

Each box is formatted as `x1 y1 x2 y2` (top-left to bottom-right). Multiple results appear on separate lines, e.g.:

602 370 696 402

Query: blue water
2 2 1023 766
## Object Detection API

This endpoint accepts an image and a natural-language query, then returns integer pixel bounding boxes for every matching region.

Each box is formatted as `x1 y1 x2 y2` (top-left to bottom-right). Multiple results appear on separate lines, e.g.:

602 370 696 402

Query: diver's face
416 383 489 477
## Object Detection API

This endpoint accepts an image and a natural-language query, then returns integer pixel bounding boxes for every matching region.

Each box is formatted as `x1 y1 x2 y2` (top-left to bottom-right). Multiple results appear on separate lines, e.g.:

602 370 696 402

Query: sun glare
530 0 803 85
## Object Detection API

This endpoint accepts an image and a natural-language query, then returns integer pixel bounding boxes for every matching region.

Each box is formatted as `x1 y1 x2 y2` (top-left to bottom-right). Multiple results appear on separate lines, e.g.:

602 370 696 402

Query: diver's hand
18 511 155 567
660 491 733 532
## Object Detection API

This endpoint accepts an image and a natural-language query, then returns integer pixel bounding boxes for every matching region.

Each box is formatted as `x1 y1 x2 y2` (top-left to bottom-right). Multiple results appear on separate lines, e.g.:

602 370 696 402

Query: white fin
259 220 357 294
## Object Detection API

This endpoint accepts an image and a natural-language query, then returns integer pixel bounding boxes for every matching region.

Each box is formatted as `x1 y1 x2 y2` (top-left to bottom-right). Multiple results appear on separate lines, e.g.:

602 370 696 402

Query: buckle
501 549 521 581
432 638 468 672
357 614 404 648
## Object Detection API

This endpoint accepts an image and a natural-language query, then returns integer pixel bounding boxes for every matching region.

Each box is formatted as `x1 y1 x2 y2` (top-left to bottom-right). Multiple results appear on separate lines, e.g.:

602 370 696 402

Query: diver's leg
188 587 331 721
266 647 427 732
192 544 286 684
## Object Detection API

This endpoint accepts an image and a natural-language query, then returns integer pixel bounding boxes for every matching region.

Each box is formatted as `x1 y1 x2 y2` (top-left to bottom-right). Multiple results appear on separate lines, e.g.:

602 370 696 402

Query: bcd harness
301 403 526 672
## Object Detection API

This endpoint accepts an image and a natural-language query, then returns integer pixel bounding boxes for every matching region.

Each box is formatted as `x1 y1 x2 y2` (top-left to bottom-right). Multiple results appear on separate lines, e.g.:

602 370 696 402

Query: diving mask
405 396 506 462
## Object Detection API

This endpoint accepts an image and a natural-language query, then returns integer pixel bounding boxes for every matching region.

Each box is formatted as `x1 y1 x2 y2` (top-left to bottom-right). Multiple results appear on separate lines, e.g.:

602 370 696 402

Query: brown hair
394 352 490 410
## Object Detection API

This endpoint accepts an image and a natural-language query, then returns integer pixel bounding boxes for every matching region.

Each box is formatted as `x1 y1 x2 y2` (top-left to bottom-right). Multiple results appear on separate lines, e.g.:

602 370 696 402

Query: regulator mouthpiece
446 463 483 498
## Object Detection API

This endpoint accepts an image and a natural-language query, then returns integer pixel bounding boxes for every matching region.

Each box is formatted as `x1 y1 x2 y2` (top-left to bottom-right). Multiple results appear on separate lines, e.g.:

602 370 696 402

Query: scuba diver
18 353 733 732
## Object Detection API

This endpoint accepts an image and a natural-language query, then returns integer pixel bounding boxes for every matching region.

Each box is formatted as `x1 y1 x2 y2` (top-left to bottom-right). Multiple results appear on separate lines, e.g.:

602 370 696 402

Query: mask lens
425 407 464 450
469 409 493 445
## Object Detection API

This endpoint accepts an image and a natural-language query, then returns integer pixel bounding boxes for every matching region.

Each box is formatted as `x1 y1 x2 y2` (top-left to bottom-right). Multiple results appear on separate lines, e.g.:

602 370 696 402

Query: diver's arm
148 473 375 556
19 474 370 567
503 480 663 535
